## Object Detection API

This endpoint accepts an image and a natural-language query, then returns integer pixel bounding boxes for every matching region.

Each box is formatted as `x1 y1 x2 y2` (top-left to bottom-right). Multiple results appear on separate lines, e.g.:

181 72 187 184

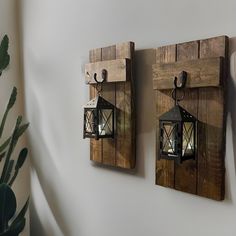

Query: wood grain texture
155 45 176 187
88 42 135 169
101 45 116 166
174 41 198 194
85 59 130 84
197 36 228 200
116 42 135 168
153 57 222 90
154 36 228 200
89 48 102 163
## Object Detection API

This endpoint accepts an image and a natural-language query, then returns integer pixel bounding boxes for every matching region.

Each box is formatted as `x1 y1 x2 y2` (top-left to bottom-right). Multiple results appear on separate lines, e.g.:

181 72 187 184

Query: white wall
0 0 29 235
20 0 236 235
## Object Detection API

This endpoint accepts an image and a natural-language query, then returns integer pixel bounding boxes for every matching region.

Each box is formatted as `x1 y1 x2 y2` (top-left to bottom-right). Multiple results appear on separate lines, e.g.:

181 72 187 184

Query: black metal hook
94 69 107 95
93 69 107 84
172 71 187 105
174 71 187 89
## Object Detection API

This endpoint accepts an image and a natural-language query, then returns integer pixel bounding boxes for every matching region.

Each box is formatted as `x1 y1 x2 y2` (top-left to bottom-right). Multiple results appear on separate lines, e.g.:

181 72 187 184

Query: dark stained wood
174 41 198 194
155 45 176 188
154 36 228 201
85 59 130 84
89 48 102 163
197 36 228 200
153 57 223 90
88 42 136 169
116 42 135 168
101 45 116 166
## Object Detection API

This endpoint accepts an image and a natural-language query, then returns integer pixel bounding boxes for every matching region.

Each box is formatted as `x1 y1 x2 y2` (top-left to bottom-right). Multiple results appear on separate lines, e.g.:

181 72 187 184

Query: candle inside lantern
99 124 106 135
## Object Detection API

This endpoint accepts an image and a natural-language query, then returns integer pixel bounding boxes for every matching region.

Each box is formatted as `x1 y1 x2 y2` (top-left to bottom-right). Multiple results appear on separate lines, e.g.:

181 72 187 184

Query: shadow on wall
229 37 236 174
29 47 157 236
28 91 74 236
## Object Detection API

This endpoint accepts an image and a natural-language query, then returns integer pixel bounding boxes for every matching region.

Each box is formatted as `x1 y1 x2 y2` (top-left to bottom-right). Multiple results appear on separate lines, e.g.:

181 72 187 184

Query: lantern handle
93 69 107 95
171 88 185 105
172 71 187 105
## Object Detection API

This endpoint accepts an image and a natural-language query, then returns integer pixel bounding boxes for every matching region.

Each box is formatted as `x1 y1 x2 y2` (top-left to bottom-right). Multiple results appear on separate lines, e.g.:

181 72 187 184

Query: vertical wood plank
101 45 116 166
89 48 102 162
197 36 228 200
174 41 198 194
156 45 176 188
116 42 135 168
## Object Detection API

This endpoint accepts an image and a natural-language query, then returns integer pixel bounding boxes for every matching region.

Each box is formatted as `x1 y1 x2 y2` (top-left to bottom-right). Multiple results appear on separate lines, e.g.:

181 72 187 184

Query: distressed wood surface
155 45 176 188
101 45 116 166
197 36 228 200
116 42 135 169
153 57 223 90
88 42 135 169
85 58 130 84
154 36 228 200
89 48 102 163
174 41 198 194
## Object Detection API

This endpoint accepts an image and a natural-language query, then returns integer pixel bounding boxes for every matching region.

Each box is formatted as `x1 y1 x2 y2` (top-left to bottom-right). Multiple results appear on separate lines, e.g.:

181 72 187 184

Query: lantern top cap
160 105 196 122
84 95 114 109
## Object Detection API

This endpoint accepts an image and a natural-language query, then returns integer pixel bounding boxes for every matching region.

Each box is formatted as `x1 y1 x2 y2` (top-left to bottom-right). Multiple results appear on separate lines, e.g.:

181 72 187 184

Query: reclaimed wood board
88 42 135 169
153 57 223 89
89 48 102 163
85 58 130 84
155 45 176 188
154 36 228 200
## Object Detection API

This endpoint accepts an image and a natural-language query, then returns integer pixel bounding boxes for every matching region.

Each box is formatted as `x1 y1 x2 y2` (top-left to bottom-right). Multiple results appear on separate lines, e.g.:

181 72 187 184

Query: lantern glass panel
85 109 96 134
98 109 113 136
182 122 194 156
162 122 178 155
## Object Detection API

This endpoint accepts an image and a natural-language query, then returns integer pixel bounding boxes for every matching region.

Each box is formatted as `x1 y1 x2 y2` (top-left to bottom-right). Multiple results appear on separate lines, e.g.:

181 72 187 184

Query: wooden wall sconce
84 42 135 169
153 36 228 201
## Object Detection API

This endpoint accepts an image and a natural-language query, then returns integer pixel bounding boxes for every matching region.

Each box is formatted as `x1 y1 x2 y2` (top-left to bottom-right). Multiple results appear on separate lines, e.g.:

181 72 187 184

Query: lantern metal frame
159 71 197 164
83 72 115 140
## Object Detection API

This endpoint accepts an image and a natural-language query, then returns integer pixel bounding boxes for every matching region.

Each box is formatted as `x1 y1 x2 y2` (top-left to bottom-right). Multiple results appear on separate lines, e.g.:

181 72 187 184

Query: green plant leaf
4 160 14 184
15 148 28 170
0 35 10 74
0 54 9 72
0 217 25 236
0 152 6 162
0 87 17 138
11 198 29 227
15 123 29 140
9 148 28 186
10 117 22 150
7 87 17 110
0 184 16 232
0 137 11 153
0 116 22 183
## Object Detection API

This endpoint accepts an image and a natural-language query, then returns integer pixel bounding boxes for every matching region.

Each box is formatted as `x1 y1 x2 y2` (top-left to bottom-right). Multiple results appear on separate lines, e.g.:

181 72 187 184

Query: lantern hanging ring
171 71 187 105
94 69 107 95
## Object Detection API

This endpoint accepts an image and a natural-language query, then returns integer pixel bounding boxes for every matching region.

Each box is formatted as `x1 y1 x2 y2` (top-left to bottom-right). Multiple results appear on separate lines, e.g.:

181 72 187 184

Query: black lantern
159 72 197 163
83 70 115 140
83 95 115 140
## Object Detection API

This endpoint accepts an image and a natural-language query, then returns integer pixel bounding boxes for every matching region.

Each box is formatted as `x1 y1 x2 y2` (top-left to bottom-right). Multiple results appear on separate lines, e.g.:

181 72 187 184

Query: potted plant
0 35 29 236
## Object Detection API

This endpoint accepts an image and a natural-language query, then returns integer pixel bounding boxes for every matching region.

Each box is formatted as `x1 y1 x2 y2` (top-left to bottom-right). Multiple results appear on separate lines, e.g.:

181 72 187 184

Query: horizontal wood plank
153 57 223 90
85 58 130 84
